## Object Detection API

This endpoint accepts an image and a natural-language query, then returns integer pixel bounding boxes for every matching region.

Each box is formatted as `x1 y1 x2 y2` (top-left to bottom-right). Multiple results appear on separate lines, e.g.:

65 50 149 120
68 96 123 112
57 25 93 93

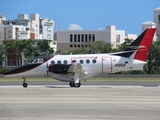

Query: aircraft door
102 57 112 74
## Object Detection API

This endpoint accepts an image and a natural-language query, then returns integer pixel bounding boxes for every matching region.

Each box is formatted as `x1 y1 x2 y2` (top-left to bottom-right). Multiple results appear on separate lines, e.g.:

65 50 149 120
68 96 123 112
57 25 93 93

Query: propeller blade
46 62 49 78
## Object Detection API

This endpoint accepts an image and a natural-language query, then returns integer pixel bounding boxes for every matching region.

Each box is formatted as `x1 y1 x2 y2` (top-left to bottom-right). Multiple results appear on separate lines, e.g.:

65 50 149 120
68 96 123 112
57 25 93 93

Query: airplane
3 28 156 88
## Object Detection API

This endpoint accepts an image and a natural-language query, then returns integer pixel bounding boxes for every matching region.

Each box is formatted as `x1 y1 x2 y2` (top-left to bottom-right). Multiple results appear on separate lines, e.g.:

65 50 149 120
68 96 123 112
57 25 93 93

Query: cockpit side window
38 59 44 63
33 59 38 63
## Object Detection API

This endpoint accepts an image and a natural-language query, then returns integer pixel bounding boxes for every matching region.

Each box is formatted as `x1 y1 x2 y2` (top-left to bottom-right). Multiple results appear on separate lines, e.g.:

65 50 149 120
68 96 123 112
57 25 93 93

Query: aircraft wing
68 63 86 76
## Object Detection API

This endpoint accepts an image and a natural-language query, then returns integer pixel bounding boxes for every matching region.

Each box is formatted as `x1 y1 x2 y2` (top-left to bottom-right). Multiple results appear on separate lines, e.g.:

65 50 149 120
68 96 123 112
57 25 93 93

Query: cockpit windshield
29 55 53 64
30 58 44 64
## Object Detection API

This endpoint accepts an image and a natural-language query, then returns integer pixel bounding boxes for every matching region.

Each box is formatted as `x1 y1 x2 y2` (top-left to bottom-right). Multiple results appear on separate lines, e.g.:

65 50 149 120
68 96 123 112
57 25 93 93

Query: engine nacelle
49 64 71 74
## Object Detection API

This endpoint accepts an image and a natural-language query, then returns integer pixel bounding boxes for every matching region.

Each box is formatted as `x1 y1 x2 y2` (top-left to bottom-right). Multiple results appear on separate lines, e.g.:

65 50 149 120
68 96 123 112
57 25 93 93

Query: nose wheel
23 83 28 88
22 77 28 88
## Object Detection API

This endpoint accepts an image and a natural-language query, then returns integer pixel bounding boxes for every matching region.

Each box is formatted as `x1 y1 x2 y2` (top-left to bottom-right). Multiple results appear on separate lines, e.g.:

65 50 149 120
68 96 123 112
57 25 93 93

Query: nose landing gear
22 77 28 88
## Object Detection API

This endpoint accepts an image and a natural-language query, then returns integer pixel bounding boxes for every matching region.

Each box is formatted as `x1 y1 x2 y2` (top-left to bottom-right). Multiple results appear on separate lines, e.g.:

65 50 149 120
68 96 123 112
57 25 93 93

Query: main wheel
23 83 28 88
75 82 81 88
69 81 75 87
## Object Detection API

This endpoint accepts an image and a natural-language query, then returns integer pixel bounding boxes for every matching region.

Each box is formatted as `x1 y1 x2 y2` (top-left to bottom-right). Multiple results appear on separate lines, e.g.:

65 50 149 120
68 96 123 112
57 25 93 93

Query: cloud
68 24 82 30
98 28 103 30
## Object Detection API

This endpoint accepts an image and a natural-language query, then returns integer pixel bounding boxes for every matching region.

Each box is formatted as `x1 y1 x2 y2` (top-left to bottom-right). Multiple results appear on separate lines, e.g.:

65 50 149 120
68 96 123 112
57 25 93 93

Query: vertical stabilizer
133 28 156 61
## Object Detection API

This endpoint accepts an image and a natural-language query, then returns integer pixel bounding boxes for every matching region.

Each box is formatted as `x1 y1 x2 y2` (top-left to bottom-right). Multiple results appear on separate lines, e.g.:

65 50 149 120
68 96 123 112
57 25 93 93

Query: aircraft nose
3 70 16 76
3 63 41 77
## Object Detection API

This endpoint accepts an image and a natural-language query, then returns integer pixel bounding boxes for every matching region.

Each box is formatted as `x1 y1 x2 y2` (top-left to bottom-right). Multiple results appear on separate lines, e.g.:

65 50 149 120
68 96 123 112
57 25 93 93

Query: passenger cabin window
80 60 84 64
64 60 68 64
57 60 61 64
92 59 96 64
51 60 55 64
86 59 90 64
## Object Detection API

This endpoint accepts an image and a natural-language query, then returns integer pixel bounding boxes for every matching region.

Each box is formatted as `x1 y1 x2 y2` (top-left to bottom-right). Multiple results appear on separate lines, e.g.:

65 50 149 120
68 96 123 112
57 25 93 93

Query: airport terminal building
55 25 125 53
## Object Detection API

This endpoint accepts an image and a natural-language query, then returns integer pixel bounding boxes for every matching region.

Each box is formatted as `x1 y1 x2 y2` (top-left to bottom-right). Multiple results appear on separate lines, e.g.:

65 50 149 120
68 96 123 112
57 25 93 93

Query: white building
142 21 157 41
55 25 125 53
2 14 30 28
49 40 57 52
30 14 40 39
154 7 160 39
142 21 156 31
0 14 55 41
39 18 55 40
125 34 137 40
0 25 30 40
0 14 6 25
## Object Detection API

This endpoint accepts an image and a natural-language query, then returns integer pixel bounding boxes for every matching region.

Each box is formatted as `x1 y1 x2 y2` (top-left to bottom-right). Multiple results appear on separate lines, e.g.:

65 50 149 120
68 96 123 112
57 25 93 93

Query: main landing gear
69 81 81 87
69 72 81 88
22 77 28 88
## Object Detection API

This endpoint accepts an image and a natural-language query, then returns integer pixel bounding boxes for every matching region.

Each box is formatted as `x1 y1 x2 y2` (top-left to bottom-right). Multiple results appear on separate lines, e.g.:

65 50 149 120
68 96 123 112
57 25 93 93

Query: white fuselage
4 54 146 82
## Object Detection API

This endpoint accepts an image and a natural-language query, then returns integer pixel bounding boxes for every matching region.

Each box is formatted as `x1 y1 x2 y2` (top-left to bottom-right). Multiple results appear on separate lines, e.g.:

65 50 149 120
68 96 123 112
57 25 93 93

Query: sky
0 0 159 34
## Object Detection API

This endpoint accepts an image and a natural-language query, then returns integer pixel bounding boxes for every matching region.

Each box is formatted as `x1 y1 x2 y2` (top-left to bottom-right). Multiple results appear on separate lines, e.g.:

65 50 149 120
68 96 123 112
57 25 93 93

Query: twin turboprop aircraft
3 28 156 88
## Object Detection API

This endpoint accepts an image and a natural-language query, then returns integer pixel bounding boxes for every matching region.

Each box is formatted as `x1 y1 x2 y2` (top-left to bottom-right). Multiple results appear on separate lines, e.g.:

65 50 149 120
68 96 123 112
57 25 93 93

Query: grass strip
0 77 160 82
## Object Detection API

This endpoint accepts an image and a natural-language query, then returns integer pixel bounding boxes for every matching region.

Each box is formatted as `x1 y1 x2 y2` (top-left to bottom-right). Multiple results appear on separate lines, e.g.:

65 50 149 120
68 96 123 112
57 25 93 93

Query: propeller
46 62 49 78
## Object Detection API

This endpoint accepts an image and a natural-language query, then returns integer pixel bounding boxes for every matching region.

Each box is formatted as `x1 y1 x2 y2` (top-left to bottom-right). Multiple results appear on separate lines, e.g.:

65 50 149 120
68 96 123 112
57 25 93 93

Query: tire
23 83 28 88
75 82 81 88
69 81 75 87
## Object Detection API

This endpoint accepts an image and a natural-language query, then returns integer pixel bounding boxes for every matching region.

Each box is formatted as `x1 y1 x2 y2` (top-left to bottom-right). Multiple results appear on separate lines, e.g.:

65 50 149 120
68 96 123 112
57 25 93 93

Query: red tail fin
134 28 156 61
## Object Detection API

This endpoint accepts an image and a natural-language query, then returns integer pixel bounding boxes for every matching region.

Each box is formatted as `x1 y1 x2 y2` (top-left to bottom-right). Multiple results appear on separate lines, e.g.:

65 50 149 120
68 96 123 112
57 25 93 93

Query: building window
92 34 95 42
81 34 84 42
89 34 91 42
52 42 56 45
70 44 73 47
78 45 80 48
158 15 160 24
74 34 77 42
85 44 87 47
74 44 77 47
81 45 84 47
26 28 29 31
70 34 73 42
78 34 80 42
48 30 51 32
85 34 87 42
116 34 120 43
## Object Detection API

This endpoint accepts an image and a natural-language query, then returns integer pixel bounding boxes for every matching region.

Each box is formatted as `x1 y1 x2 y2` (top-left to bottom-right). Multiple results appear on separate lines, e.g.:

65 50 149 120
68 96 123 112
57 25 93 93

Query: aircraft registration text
114 63 126 67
